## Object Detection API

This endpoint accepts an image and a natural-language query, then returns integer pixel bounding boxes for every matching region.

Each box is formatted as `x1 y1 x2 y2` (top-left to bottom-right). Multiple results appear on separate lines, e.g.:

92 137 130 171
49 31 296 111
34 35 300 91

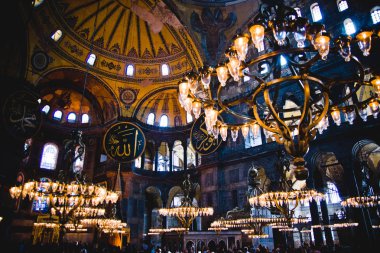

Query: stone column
168 143 173 172
320 200 334 247
309 199 324 246
154 144 159 171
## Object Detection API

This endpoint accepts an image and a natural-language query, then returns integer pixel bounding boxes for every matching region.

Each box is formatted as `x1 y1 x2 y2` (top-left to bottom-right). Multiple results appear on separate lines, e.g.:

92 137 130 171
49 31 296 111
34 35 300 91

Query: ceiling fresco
25 0 260 127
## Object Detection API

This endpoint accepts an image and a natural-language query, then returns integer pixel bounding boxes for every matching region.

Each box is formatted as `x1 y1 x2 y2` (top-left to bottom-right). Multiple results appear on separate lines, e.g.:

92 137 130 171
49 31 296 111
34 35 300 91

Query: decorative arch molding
35 67 121 124
145 186 163 208
352 139 380 184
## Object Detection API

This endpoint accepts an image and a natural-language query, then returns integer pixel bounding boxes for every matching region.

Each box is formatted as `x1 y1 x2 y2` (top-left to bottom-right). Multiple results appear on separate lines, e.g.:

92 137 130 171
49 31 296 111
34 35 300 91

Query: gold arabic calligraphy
193 120 219 152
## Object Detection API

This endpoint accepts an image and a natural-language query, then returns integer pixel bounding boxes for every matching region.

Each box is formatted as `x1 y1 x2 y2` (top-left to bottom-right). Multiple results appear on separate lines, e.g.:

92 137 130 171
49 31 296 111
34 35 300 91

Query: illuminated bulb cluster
341 195 380 208
33 222 59 228
279 227 298 232
158 206 214 218
332 222 358 228
249 190 325 208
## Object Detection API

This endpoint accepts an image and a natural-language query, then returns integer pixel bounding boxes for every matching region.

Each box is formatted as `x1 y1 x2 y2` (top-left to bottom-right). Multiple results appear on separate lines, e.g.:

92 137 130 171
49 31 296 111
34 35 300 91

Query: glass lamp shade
220 125 228 141
335 35 352 62
231 127 239 142
192 100 202 119
330 108 341 126
370 77 380 96
369 99 379 118
294 18 308 48
250 123 260 138
216 64 229 86
241 125 250 139
314 33 330 60
356 30 373 56
233 34 249 61
179 79 189 99
199 67 211 89
249 24 265 52
272 19 287 46
227 59 240 82
184 97 193 113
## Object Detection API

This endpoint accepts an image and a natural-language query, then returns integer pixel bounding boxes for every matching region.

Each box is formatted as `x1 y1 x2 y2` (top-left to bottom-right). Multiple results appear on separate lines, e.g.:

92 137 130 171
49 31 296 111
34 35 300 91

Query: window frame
337 0 349 12
53 110 63 121
67 112 77 123
86 53 96 66
126 64 134 77
343 18 356 35
159 114 169 127
161 64 170 76
310 3 323 22
40 143 59 170
147 112 155 125
371 6 380 24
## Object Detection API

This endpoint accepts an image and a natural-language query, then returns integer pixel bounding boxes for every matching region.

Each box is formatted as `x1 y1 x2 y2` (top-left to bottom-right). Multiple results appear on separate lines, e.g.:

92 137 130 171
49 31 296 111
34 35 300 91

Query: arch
53 110 63 120
218 240 227 252
81 113 89 123
86 53 96 66
371 6 380 24
145 186 163 236
310 3 322 22
337 0 348 12
126 64 134 76
173 140 184 171
40 143 59 170
166 186 183 208
41 104 50 114
67 112 77 123
343 18 356 35
197 240 205 253
51 29 62 41
36 68 121 124
147 112 155 125
208 240 217 252
159 115 169 127
186 241 195 253
161 64 170 76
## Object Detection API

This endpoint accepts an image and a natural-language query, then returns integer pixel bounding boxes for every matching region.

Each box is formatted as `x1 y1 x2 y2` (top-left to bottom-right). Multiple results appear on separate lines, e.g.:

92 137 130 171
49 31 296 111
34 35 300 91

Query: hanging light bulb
241 125 250 139
314 32 330 60
178 79 189 100
225 48 240 82
231 127 239 142
358 106 368 122
233 34 250 61
219 124 228 141
369 99 379 118
192 100 202 119
216 63 229 87
370 76 380 96
204 105 218 132
199 66 211 89
356 28 373 56
250 123 260 138
271 19 287 46
335 35 352 62
249 23 265 52
186 71 199 94
212 125 219 139
184 97 193 113
344 108 356 125
293 18 308 48
330 107 341 126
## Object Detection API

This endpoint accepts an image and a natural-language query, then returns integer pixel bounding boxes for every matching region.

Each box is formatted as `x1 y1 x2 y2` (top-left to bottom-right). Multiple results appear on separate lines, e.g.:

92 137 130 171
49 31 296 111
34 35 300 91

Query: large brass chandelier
178 1 380 180
158 175 213 230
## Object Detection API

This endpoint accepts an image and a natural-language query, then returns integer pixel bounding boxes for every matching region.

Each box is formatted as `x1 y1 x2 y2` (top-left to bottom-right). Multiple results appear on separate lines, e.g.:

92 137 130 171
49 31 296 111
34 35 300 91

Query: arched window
337 0 348 12
186 112 193 124
174 116 182 126
126 64 134 76
42 105 50 114
147 113 155 125
326 182 342 204
161 64 170 76
81 113 89 123
67 112 76 123
310 3 322 22
51 30 62 41
344 18 356 35
86 53 96 66
73 146 85 174
173 140 184 171
135 156 142 169
53 110 63 121
371 6 380 24
159 115 168 127
40 143 59 170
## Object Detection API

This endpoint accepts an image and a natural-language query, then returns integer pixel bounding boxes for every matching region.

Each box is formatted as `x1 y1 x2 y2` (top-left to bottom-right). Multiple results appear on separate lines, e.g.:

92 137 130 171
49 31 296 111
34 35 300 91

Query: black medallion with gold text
2 90 42 140
190 114 222 155
103 122 146 162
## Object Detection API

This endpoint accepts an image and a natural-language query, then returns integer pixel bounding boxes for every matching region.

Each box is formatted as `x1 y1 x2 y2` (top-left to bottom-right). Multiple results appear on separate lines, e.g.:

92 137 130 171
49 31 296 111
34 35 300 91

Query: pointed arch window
159 115 169 127
161 64 170 76
42 105 50 114
81 114 89 124
147 113 155 125
86 53 96 66
67 112 77 123
51 30 62 41
337 0 348 12
344 18 356 35
53 110 63 121
40 143 59 170
310 3 323 22
126 64 134 76
371 6 380 24
326 182 342 204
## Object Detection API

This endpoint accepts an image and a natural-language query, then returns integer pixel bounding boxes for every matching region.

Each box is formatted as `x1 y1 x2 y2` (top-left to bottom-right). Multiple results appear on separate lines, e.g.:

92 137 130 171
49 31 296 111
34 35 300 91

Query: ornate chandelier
208 218 228 234
158 175 213 230
341 195 380 208
178 1 380 180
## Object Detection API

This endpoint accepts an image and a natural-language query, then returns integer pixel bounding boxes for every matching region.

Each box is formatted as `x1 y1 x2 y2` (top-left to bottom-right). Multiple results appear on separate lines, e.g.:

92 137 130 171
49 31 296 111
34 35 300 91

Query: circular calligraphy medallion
2 90 42 140
32 51 49 71
190 114 222 155
120 89 137 106
103 122 146 163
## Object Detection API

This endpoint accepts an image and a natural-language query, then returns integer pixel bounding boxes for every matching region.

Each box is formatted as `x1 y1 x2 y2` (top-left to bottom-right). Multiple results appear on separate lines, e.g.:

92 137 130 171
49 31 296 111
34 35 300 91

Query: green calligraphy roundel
103 122 146 163
190 113 222 155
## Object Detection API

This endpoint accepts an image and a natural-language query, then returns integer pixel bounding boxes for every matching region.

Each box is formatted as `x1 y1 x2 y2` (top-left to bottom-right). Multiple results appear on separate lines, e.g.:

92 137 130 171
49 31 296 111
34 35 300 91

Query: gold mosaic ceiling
27 0 204 126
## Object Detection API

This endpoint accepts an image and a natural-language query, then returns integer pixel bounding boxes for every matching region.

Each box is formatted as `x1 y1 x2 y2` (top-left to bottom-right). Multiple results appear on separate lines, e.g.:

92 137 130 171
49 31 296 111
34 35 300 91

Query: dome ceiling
41 0 203 82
